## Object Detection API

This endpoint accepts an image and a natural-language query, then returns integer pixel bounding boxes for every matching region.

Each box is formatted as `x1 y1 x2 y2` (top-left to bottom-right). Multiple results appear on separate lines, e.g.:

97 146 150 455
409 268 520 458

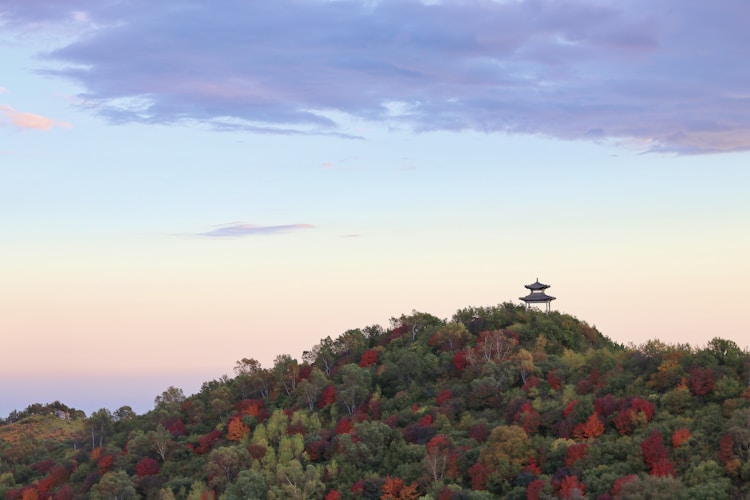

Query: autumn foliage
2 304 748 500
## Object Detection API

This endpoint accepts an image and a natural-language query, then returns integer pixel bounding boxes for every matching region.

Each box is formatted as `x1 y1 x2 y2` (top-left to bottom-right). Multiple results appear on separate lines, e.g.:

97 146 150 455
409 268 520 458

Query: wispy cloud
4 0 750 153
199 223 314 238
0 105 71 130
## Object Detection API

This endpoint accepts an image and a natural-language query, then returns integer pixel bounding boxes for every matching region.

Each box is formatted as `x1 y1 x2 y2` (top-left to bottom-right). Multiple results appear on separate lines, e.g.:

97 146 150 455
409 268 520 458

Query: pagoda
520 279 556 312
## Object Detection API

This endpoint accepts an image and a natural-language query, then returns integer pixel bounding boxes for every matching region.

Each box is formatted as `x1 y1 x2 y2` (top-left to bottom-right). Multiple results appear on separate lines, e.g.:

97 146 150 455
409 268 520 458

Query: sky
2 0 749 417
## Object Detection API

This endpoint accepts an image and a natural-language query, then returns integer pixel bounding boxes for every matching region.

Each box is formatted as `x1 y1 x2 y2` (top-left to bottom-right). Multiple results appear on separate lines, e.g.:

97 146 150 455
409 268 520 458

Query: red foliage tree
165 418 186 437
237 399 264 417
36 475 56 497
469 423 489 443
437 389 452 406
226 416 250 441
98 454 114 475
32 459 55 474
572 412 605 440
564 442 588 467
419 414 434 427
688 367 714 396
527 479 545 500
671 428 692 448
53 485 74 500
718 433 738 473
334 416 353 435
547 370 563 390
135 457 160 477
452 351 468 373
611 474 637 496
515 402 540 434
381 475 419 500
595 394 618 418
563 400 578 418
524 457 542 476
522 376 540 393
468 461 492 491
248 443 267 460
557 475 585 499
324 490 341 500
641 430 675 477
318 385 336 408
195 429 222 455
614 397 655 435
358 349 378 367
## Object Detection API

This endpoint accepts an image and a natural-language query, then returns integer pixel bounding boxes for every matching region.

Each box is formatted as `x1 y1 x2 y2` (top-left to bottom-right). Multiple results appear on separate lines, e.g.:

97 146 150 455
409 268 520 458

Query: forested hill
2 302 750 499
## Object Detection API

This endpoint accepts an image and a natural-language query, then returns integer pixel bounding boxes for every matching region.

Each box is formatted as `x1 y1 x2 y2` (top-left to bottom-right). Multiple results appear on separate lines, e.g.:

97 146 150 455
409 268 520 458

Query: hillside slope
1 303 749 499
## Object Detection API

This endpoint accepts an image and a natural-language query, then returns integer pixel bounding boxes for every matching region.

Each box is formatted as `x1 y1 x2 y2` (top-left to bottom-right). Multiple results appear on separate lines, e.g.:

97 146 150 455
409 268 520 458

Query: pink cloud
0 105 71 130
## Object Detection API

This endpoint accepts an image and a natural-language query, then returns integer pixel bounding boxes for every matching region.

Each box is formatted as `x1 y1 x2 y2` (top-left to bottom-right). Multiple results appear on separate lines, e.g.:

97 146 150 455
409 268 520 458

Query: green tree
224 469 268 499
90 471 138 500
149 423 174 462
392 310 444 342
206 445 250 492
294 367 328 411
273 354 300 398
336 363 372 415
478 425 534 486
303 337 338 376
154 386 185 421
430 322 470 352
88 408 114 448
270 460 324 500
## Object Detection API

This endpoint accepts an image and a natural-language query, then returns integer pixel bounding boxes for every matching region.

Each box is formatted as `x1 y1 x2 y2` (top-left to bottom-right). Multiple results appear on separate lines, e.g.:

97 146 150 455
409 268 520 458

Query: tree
135 457 160 477
469 330 517 366
641 430 675 477
234 357 272 399
335 363 372 415
273 354 301 397
205 446 250 492
87 408 113 449
149 424 174 461
113 406 136 422
224 469 268 500
303 338 338 376
392 310 444 342
294 367 328 411
572 412 605 440
477 425 534 484
424 434 452 483
516 348 536 384
89 471 137 500
706 337 743 370
381 475 420 500
226 416 250 442
153 386 185 420
429 322 469 352
272 460 325 500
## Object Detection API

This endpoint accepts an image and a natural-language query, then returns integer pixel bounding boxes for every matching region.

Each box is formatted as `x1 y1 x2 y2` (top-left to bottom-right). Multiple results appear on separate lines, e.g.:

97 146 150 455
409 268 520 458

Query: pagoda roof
524 279 550 291
519 292 556 303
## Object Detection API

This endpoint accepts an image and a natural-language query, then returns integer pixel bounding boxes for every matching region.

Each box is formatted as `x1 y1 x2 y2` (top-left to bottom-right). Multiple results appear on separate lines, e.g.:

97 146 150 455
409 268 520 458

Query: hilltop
1 302 749 499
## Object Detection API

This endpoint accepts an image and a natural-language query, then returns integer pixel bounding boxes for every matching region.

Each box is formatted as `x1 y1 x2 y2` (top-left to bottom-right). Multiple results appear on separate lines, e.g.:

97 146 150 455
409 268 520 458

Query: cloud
4 0 750 153
0 105 71 130
199 223 314 238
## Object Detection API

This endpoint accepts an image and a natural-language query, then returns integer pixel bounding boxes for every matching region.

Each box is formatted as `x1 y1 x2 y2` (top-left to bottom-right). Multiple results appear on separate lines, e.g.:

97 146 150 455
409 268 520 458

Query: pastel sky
2 0 749 417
